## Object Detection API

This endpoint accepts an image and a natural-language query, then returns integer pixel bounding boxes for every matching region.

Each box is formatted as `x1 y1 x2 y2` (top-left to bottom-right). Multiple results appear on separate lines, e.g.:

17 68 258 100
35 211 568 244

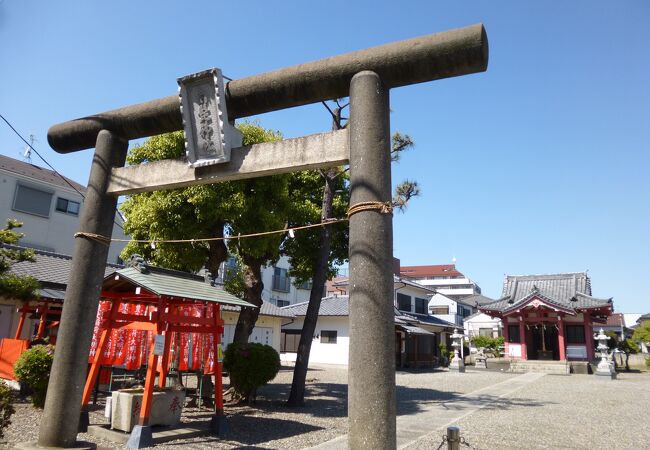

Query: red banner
88 301 220 373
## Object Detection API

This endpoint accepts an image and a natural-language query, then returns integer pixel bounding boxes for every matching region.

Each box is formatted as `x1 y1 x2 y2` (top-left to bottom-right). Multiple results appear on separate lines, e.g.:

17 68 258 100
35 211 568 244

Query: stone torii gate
36 24 488 449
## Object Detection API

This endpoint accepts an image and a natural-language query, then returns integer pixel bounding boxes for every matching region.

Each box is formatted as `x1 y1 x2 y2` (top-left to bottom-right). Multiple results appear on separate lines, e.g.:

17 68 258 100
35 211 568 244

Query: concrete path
308 372 546 450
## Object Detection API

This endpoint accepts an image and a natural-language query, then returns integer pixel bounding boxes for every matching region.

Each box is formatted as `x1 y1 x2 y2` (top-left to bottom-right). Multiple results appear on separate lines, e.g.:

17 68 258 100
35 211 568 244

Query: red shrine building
480 273 613 361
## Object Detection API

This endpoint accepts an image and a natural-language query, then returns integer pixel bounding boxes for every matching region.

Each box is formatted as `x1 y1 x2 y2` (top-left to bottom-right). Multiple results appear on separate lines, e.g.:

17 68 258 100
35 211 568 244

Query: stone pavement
308 371 546 450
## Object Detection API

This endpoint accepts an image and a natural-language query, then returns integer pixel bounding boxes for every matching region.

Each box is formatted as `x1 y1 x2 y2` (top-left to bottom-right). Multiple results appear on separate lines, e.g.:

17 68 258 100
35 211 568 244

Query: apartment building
0 154 127 262
399 264 482 301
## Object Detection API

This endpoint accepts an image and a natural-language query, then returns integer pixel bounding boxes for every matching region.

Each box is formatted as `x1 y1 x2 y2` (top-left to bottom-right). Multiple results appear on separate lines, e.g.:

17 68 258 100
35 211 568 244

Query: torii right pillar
348 71 395 449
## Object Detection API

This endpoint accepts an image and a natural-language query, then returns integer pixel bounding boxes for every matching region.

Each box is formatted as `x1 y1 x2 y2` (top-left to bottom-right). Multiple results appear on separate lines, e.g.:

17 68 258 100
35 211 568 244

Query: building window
222 256 239 282
273 298 289 307
396 293 411 312
508 324 520 343
320 330 337 344
272 267 290 292
566 325 586 344
13 184 53 217
415 297 427 314
281 330 301 352
298 280 313 290
479 328 493 337
430 306 449 315
55 197 80 216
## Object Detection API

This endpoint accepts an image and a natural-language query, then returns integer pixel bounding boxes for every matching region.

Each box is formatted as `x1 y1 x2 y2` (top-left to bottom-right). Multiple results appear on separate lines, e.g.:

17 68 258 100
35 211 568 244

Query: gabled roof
460 294 494 307
0 154 86 192
222 301 294 318
329 276 436 295
4 244 119 289
282 295 349 316
104 266 253 308
283 296 456 330
502 272 592 301
480 272 612 315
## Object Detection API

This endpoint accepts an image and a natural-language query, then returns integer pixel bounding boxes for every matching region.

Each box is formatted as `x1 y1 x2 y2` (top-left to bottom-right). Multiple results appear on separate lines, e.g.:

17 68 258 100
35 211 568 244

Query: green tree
633 321 650 346
119 123 288 345
617 338 639 371
0 219 40 300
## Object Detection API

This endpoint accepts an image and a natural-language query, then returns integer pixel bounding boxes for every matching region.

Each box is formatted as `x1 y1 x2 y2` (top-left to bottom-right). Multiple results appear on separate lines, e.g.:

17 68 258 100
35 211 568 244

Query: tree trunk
206 220 228 278
287 108 340 406
233 255 265 344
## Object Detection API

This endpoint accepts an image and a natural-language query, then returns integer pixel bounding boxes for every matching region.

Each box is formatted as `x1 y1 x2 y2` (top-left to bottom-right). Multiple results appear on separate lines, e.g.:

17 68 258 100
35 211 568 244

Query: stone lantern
449 328 465 373
595 328 616 380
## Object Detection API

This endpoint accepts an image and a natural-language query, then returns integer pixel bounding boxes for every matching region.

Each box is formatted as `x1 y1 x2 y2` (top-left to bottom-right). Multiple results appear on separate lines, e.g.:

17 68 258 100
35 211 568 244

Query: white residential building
400 264 481 301
427 292 478 327
216 255 315 307
0 155 126 263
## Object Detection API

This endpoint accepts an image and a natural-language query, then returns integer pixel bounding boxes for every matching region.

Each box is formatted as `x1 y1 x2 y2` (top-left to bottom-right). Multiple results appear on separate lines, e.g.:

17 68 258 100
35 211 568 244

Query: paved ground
4 365 650 449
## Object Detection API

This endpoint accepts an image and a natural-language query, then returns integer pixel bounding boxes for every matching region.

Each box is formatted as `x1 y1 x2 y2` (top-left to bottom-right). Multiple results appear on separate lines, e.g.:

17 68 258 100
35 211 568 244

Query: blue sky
1 1 648 312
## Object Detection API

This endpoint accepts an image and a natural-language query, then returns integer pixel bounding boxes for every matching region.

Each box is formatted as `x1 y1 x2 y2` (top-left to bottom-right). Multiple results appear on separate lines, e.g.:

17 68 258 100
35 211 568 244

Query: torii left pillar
37 130 128 448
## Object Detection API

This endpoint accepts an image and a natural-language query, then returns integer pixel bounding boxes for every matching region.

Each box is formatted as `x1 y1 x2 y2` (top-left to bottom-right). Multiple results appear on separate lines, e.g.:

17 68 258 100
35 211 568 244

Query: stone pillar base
14 441 96 450
210 414 230 435
449 359 466 373
127 425 153 449
78 410 89 433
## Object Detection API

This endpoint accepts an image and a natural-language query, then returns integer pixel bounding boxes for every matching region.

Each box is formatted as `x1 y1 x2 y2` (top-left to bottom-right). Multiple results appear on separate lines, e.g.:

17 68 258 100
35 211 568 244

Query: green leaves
223 342 280 403
0 219 39 300
14 344 55 408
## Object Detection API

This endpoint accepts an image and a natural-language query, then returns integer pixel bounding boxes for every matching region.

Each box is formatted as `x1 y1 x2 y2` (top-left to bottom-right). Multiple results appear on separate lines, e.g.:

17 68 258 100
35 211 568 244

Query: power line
0 113 124 230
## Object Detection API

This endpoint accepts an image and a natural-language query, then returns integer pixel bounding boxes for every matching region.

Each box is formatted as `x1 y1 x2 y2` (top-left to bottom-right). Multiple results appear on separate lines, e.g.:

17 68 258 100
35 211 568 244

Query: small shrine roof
105 265 254 308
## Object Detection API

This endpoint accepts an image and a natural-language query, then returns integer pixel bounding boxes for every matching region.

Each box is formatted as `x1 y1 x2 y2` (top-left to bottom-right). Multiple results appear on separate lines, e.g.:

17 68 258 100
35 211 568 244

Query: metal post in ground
447 426 460 450
37 130 128 448
348 70 395 450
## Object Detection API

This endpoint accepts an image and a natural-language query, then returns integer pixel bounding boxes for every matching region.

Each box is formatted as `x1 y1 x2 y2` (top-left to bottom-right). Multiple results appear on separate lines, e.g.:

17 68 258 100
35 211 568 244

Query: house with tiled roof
0 154 126 263
280 293 455 367
479 272 613 363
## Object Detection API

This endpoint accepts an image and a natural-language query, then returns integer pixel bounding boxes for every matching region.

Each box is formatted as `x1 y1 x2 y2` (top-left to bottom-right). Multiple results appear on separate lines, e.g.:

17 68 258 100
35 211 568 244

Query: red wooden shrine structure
80 264 254 428
0 295 63 380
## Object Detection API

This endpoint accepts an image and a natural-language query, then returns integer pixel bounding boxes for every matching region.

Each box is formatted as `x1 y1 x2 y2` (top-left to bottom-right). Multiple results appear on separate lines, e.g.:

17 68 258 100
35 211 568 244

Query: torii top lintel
48 24 488 153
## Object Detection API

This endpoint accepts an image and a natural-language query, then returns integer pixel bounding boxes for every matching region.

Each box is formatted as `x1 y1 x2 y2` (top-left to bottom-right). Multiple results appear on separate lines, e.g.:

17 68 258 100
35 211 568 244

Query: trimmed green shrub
471 335 504 357
14 344 54 408
645 357 650 368
0 381 15 438
223 343 280 403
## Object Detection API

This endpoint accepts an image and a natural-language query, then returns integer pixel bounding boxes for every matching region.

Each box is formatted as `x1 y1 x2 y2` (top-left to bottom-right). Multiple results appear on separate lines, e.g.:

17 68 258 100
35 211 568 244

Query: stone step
509 361 570 375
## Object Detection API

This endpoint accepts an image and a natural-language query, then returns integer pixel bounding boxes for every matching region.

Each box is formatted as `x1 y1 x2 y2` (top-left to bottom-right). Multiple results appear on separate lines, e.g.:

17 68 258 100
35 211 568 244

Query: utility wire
0 113 124 230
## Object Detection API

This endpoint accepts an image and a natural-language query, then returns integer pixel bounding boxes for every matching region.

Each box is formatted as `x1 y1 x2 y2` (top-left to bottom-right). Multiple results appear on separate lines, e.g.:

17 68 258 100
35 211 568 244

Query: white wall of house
464 313 502 352
394 284 434 315
426 293 476 327
282 316 349 366
221 310 283 354
407 276 480 300
0 300 39 340
0 166 126 263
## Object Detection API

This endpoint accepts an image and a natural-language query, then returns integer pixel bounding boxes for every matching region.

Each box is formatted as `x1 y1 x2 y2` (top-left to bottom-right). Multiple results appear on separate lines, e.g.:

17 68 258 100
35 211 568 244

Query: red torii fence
80 263 254 437
0 292 64 380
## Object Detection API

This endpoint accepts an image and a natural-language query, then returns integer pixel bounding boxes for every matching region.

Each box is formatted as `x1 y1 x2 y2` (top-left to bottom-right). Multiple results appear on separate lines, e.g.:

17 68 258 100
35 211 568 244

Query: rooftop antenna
22 134 35 163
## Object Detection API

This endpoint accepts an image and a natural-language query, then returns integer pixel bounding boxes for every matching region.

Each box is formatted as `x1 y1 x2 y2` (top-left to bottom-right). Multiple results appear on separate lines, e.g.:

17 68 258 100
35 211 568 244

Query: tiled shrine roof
480 272 612 315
